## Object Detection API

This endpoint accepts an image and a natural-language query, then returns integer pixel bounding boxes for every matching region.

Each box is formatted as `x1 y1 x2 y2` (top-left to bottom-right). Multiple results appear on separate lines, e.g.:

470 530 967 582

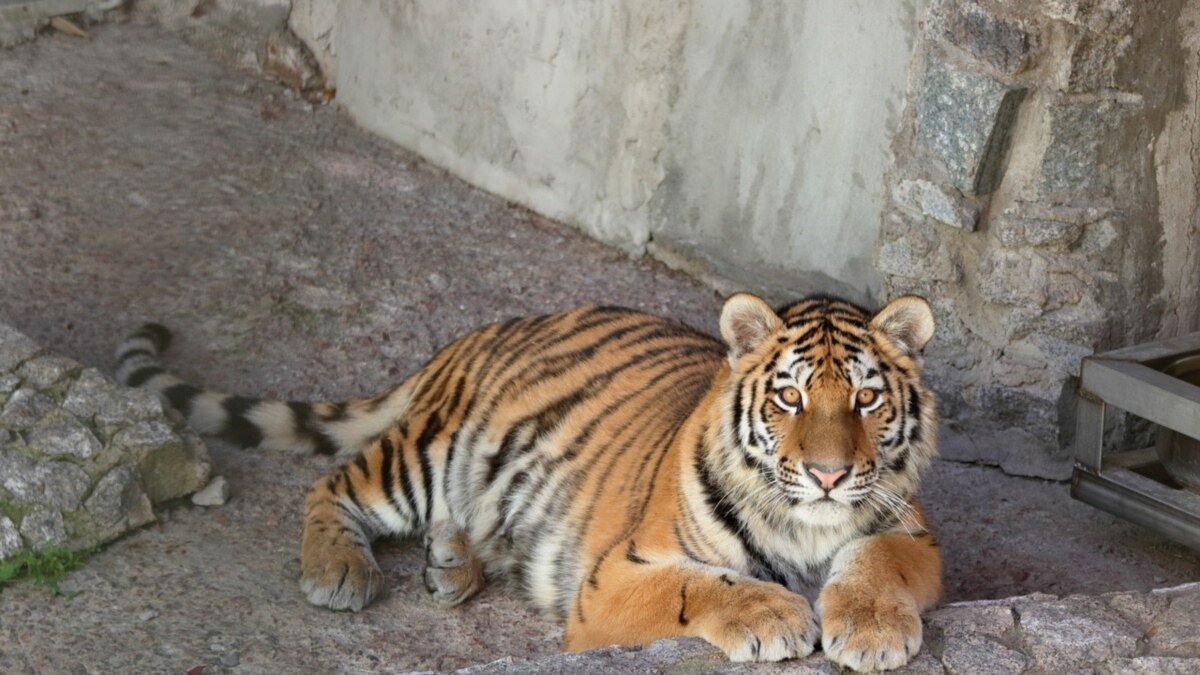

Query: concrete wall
322 0 924 304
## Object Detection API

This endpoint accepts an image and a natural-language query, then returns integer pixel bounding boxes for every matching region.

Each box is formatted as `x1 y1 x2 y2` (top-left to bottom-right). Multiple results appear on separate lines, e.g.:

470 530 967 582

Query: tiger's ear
720 293 783 364
871 295 935 356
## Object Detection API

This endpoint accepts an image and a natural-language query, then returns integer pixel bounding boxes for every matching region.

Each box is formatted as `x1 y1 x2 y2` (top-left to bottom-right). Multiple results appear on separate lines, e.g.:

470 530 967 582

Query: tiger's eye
779 387 802 406
856 388 878 407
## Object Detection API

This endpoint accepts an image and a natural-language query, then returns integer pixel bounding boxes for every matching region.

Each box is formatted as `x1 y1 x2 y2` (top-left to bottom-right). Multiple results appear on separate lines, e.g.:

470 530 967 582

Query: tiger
114 292 942 672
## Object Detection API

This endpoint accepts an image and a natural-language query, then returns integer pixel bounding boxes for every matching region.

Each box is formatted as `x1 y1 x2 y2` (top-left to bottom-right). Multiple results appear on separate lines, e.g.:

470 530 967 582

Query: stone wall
881 0 1200 478
0 322 210 558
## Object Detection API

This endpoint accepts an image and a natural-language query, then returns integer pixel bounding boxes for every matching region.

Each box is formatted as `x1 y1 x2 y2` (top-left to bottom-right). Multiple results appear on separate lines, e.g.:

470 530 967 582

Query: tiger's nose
806 464 851 491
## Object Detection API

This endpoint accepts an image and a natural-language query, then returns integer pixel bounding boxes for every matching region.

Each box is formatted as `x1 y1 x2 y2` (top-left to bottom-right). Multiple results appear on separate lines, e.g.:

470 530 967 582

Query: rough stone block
0 388 56 428
16 355 79 389
85 465 154 532
0 452 92 513
937 0 1040 75
1017 597 1140 670
0 514 22 558
64 368 164 427
892 178 979 231
1148 590 1200 657
927 602 1016 640
27 412 104 460
978 249 1049 309
1042 98 1134 194
942 634 1028 674
916 57 1027 195
19 507 66 550
877 224 960 282
0 322 41 372
1098 657 1200 675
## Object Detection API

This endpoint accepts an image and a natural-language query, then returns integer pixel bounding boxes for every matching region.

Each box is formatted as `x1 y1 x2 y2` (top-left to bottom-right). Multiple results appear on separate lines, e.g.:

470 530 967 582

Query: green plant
0 545 93 598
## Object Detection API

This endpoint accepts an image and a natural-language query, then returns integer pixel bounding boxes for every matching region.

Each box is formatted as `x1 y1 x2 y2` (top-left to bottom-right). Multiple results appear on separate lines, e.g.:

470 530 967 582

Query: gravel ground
0 21 1196 674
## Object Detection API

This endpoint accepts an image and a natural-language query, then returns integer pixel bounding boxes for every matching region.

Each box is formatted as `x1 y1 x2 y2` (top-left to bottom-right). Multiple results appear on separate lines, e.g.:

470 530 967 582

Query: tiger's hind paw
422 522 486 607
300 544 383 612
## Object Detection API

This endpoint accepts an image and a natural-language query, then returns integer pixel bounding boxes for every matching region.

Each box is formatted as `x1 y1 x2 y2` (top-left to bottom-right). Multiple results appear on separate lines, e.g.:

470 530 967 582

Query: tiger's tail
114 323 413 456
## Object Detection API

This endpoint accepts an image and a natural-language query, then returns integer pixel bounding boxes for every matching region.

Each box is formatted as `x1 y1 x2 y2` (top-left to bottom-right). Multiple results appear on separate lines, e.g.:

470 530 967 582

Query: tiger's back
355 305 725 616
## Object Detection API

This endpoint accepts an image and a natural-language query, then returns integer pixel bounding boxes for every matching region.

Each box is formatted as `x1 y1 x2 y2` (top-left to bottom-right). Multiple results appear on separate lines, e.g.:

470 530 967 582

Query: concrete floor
0 21 1197 674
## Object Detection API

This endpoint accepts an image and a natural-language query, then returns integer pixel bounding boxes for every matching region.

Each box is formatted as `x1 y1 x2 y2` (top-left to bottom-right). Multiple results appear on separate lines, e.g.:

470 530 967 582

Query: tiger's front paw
818 581 921 672
300 543 383 612
700 581 819 662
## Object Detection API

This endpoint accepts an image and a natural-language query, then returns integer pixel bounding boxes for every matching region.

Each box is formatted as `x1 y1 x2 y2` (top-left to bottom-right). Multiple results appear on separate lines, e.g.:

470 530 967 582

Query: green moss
0 545 94 598
0 501 33 528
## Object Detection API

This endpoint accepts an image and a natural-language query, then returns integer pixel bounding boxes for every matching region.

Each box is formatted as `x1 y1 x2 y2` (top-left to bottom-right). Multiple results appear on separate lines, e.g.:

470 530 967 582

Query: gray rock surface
0 322 210 557
915 57 1026 195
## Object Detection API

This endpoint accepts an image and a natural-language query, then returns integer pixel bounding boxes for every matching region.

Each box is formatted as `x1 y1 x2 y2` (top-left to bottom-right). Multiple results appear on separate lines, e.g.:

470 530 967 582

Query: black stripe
625 541 649 565
116 347 155 364
221 396 264 447
678 583 689 625
414 410 443 520
126 366 165 387
288 402 339 455
163 383 200 417
395 440 421 521
129 323 172 351
379 434 407 521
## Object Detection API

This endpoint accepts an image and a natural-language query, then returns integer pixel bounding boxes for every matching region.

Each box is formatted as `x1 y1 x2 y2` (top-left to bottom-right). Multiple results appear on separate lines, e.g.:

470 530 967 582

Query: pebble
191 476 230 507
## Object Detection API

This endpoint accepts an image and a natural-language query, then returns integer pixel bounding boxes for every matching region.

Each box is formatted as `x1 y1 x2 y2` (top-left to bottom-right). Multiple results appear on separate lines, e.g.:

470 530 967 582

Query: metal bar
1094 331 1200 362
1071 467 1200 551
1072 393 1105 470
1081 358 1200 441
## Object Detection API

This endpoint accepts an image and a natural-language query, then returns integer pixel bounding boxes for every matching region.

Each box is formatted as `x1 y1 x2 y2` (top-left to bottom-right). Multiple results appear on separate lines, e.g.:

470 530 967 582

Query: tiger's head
716 292 937 529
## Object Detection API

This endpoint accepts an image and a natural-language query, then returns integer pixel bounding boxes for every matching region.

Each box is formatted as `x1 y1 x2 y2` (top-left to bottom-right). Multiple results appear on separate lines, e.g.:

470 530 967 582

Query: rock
0 322 41 372
0 452 92 512
191 475 230 507
927 602 1016 640
993 215 1084 249
0 373 19 395
112 420 178 455
85 465 155 531
1017 596 1140 670
0 387 57 428
941 634 1028 675
1147 589 1200 657
1042 98 1135 194
64 368 164 427
26 412 104 460
915 57 1027 195
0 514 22 559
978 249 1049 309
15 355 79 389
936 0 1040 76
877 229 959 282
892 178 979 231
1097 657 1200 675
19 507 66 550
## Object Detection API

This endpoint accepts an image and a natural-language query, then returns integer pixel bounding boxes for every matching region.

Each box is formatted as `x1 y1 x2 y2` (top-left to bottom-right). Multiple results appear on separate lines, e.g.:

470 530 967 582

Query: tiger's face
718 293 936 528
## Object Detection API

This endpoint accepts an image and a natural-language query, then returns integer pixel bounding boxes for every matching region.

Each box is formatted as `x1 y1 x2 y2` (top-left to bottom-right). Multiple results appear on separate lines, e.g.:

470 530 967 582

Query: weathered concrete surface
0 21 1197 674
0 322 210 557
325 0 923 304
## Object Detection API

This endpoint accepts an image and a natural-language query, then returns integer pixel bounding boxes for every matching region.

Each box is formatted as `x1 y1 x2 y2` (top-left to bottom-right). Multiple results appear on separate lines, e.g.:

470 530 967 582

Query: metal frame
1070 331 1200 551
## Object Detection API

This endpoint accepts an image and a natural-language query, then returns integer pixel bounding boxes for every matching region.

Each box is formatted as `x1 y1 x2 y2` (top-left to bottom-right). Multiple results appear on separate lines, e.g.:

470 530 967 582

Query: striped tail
114 324 413 456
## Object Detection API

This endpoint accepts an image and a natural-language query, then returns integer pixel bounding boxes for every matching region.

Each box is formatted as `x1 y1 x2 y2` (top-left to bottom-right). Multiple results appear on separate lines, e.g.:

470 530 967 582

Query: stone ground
0 20 1197 674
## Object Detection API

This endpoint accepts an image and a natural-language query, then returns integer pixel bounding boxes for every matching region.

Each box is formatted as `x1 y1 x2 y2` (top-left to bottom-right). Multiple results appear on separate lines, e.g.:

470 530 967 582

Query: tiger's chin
791 498 857 528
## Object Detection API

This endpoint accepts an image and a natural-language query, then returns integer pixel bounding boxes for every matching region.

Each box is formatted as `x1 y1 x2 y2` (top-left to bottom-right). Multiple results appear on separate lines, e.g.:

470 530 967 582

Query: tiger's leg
818 530 942 672
421 521 486 607
300 432 419 611
566 544 819 662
